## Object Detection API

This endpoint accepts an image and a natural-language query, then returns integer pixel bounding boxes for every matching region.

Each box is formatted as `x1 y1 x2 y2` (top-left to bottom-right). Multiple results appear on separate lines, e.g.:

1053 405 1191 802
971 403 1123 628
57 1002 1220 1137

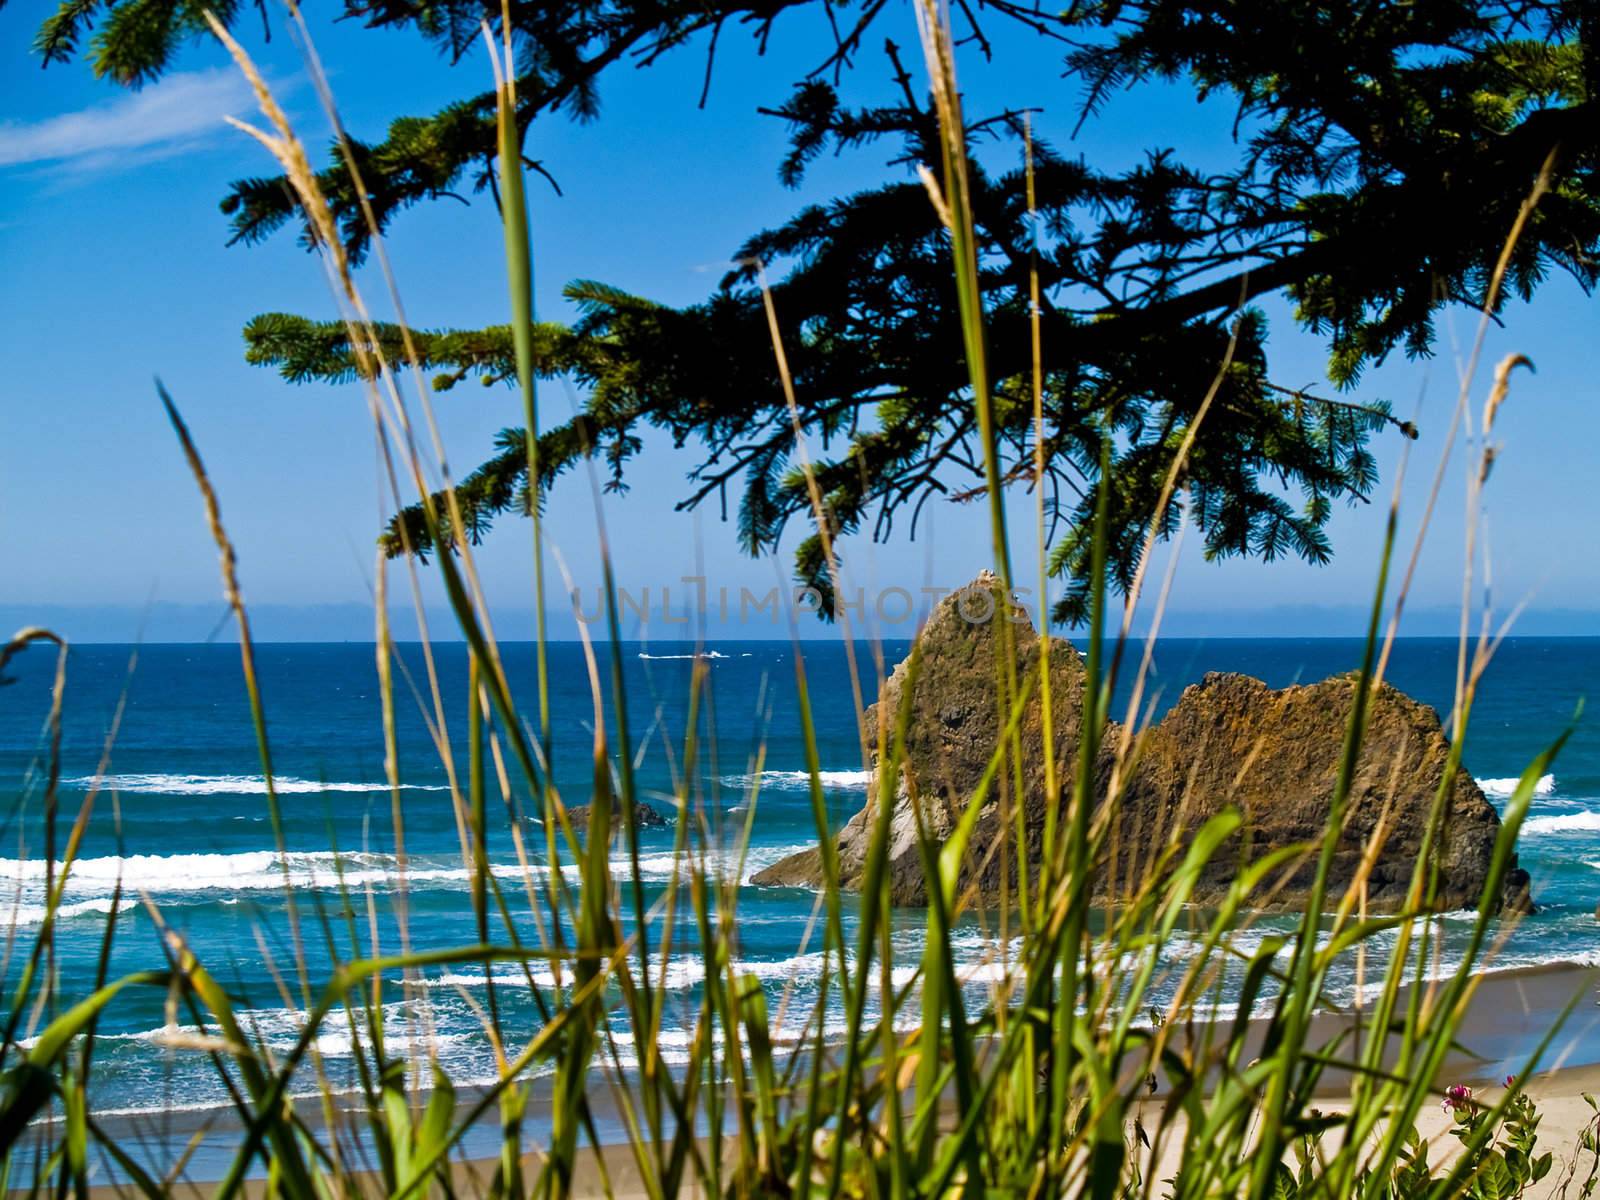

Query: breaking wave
0 850 489 895
65 773 447 795
1478 774 1556 799
1524 810 1600 835
722 769 873 793
0 840 818 909
0 897 127 926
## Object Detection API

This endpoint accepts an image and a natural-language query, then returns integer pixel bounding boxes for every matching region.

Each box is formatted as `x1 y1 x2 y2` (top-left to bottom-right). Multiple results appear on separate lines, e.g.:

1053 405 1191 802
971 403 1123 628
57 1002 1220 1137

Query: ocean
2 636 1598 1123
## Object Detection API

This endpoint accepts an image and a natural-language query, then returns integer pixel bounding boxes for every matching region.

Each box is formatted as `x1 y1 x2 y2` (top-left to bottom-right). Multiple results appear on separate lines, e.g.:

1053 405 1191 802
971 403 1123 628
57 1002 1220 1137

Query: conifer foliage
31 0 1600 620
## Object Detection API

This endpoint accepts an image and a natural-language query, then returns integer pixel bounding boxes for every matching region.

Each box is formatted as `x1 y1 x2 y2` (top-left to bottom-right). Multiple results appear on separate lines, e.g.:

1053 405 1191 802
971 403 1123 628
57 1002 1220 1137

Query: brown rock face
750 575 1531 915
567 801 669 839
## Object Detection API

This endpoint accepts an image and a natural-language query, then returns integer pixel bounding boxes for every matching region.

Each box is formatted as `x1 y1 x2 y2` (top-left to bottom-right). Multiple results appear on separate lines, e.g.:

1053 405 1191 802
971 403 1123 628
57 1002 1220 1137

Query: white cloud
0 68 263 171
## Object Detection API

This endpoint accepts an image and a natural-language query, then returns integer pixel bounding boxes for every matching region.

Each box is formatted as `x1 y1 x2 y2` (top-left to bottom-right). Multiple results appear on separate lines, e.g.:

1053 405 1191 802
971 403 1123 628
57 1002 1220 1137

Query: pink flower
1506 1075 1516 1089
1441 1084 1475 1114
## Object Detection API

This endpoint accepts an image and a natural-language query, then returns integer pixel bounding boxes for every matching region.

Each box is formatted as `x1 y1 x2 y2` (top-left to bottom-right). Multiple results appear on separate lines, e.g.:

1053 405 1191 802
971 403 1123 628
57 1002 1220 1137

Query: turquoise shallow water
1 637 1597 1117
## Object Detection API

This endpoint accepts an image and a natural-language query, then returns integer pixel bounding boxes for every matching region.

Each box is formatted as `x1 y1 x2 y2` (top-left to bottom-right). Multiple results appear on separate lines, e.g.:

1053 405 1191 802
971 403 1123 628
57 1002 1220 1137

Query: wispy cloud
0 68 264 173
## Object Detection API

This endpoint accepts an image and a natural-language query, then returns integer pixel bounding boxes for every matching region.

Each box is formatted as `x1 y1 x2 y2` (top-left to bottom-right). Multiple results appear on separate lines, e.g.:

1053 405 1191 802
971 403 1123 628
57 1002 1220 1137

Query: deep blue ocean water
2 637 1598 1118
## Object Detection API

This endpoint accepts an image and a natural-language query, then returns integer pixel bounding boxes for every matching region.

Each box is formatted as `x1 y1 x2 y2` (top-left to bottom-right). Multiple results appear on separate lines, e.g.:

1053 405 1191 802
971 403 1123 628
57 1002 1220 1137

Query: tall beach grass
0 3 1589 1197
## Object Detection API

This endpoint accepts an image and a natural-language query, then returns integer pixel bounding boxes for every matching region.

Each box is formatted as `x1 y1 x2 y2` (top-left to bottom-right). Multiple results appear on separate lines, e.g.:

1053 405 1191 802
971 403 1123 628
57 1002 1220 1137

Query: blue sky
2 4 1596 641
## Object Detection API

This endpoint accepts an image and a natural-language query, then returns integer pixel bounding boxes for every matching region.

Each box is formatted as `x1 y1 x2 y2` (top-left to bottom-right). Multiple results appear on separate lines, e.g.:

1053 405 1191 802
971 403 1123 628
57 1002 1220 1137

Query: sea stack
751 573 1533 915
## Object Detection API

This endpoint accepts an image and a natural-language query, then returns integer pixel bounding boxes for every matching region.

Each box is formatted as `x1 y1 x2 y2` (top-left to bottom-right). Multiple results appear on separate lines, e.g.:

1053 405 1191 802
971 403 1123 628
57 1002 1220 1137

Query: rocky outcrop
750 574 1532 915
567 801 669 839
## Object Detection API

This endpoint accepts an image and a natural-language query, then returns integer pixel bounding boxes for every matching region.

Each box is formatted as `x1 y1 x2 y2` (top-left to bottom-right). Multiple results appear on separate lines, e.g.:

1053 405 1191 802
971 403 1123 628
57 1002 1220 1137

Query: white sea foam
0 850 512 899
1524 810 1600 835
638 650 728 661
426 948 890 993
428 958 710 992
424 951 901 994
427 970 546 990
1477 773 1556 799
65 773 448 795
433 952 919 994
602 1015 922 1062
89 998 473 1059
0 840 819 920
1 896 126 926
740 950 830 981
725 945 1015 991
722 769 873 793
620 842 817 885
